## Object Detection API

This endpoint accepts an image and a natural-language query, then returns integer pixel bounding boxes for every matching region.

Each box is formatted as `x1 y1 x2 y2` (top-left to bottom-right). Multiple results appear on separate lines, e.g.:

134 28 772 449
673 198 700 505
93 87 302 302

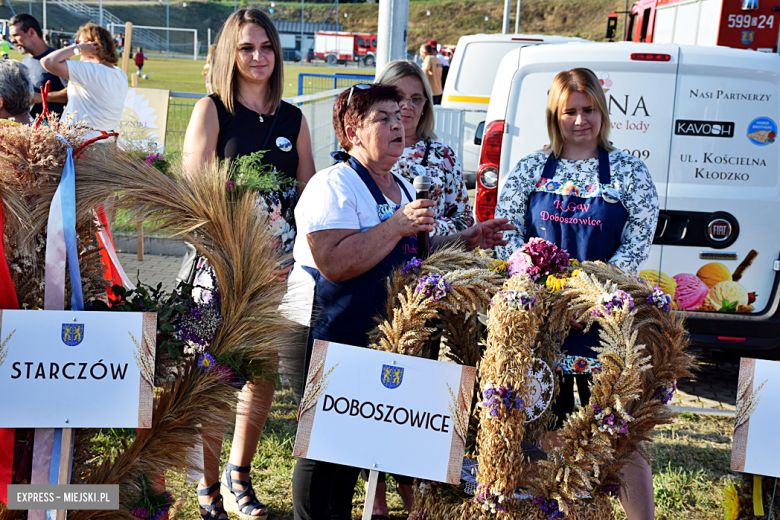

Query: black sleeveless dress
210 95 303 255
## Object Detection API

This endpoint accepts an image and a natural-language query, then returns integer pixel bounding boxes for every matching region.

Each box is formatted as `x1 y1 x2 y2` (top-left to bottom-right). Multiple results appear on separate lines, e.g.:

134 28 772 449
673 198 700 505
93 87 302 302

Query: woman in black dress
182 8 315 519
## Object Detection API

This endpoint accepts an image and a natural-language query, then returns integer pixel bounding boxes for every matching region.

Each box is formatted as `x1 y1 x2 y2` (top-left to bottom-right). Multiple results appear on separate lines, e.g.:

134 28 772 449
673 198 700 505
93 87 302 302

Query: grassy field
88 392 740 520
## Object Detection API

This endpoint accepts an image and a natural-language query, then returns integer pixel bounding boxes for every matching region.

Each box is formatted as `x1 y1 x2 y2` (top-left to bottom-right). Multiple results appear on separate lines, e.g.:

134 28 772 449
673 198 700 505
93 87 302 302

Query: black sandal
221 463 269 518
197 480 227 520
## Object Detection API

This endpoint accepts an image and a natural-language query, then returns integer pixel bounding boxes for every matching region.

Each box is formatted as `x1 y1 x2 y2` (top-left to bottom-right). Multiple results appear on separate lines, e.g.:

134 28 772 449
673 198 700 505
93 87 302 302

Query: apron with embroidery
300 155 419 387
525 148 628 368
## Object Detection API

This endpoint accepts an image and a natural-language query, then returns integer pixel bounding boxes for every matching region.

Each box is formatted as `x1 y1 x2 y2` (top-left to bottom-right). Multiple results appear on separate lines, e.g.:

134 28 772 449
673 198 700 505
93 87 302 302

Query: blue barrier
298 73 376 96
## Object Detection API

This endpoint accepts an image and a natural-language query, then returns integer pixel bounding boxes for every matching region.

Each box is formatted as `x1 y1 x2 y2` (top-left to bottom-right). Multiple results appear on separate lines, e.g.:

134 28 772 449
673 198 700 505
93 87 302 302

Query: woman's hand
458 218 515 251
387 199 435 238
77 41 100 59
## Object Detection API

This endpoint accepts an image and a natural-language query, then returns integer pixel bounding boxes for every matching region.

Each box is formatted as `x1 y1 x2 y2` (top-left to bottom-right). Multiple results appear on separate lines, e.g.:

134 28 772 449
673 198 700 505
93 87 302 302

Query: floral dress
391 140 474 236
495 149 659 374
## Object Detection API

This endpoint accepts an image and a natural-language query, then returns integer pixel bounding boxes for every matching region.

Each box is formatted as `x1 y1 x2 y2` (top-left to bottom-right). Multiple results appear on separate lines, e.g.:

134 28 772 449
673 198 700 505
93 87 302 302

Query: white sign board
0 310 157 428
731 358 780 478
293 340 475 484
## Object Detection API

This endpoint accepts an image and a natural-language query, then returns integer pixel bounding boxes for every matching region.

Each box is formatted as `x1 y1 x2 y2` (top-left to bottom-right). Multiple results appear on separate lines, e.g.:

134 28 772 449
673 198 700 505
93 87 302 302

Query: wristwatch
72 44 81 55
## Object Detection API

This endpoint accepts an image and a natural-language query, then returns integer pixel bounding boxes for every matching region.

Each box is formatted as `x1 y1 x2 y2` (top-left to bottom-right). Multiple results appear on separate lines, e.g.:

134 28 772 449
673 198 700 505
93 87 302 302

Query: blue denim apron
300 156 418 384
525 148 628 358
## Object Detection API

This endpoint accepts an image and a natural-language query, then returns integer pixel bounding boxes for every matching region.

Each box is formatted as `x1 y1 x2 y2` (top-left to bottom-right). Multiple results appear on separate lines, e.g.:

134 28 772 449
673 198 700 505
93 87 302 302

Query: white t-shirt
437 53 450 66
282 160 414 326
64 60 128 137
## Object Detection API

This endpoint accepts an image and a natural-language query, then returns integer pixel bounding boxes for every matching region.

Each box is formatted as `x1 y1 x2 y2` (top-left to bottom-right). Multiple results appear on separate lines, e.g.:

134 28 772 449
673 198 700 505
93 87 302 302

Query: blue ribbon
59 146 84 311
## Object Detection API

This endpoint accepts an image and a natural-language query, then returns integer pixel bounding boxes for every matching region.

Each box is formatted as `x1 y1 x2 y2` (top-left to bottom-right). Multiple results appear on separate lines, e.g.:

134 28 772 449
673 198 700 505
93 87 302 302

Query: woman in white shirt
42 23 127 138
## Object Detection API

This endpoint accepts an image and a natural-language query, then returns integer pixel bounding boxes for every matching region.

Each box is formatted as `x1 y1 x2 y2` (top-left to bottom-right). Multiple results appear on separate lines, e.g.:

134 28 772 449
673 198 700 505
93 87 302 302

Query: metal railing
298 73 375 96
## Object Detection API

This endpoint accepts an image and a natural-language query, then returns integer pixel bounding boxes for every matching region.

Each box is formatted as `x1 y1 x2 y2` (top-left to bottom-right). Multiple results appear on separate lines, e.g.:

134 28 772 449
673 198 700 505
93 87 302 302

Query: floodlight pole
301 0 304 54
376 0 408 73
166 0 170 55
502 0 510 33
42 0 46 40
515 0 521 33
28 0 31 14
99 0 103 27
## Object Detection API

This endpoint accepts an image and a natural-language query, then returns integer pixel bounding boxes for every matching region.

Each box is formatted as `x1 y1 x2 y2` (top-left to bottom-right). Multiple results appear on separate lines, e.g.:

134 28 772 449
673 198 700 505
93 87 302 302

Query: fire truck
312 31 378 66
607 0 780 52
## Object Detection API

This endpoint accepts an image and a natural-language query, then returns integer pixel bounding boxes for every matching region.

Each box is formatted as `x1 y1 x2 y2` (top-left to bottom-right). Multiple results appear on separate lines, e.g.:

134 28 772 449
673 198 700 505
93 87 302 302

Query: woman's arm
308 199 435 282
181 96 219 177
432 144 474 236
493 155 542 260
431 218 514 251
609 158 659 273
40 41 99 81
295 115 316 195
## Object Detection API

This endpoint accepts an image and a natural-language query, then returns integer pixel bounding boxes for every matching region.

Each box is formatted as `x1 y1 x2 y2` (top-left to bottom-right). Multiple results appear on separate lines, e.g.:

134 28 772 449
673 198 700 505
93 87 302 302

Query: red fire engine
312 31 378 66
607 0 780 52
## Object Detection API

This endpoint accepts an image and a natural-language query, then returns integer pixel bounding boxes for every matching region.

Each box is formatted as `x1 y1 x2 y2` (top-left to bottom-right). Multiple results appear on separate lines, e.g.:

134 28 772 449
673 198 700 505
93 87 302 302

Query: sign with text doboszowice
293 340 475 484
0 310 157 428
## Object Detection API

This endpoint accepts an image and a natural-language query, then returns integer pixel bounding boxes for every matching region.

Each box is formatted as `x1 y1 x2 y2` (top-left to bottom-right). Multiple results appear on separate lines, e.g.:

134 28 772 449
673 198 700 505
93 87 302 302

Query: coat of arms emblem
381 364 404 389
62 324 85 346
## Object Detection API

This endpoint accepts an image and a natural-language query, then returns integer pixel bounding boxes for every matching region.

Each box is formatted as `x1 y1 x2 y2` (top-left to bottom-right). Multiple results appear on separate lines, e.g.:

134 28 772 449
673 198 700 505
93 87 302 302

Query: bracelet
72 44 81 55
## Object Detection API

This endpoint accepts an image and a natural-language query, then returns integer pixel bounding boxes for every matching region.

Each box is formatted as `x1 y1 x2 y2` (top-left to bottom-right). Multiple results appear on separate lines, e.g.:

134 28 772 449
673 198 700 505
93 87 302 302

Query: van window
626 13 636 41
454 42 520 97
372 39 377 48
357 38 365 47
639 8 651 42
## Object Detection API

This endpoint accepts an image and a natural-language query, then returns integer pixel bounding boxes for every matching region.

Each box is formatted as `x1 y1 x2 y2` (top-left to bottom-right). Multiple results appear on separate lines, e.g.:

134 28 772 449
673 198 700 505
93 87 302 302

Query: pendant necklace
239 94 265 123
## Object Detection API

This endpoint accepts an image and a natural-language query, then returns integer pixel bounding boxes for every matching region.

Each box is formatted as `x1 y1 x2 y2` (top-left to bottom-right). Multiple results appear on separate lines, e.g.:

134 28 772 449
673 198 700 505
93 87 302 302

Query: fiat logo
707 219 732 242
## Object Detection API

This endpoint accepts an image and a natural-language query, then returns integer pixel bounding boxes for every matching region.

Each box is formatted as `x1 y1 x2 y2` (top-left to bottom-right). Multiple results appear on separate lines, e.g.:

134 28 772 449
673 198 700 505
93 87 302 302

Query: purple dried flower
532 495 565 519
415 273 451 302
490 289 536 309
601 485 620 498
657 382 677 404
226 180 236 191
130 507 150 519
507 238 570 280
402 257 424 274
592 290 634 317
647 286 672 313
198 352 216 371
482 384 524 417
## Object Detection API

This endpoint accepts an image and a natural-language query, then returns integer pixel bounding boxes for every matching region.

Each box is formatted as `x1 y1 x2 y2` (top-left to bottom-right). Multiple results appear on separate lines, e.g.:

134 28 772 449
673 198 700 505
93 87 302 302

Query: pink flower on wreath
507 237 570 280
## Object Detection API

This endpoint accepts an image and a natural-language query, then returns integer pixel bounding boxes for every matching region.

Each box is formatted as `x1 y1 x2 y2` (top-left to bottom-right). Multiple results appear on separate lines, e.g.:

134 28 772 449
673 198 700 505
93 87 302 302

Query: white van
440 33 585 186
476 42 780 355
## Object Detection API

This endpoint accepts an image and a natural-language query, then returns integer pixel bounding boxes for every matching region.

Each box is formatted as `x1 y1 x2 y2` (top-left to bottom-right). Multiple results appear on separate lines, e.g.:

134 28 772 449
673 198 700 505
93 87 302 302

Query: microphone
413 172 432 260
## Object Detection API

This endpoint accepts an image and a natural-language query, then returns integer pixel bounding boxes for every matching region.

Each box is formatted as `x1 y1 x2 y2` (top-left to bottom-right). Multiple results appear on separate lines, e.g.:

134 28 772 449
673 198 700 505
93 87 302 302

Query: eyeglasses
347 83 377 106
399 95 426 108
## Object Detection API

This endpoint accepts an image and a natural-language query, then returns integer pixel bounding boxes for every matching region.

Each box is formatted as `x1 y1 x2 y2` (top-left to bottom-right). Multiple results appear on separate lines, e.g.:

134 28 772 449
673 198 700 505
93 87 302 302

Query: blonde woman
495 68 658 520
182 8 315 520
375 60 473 237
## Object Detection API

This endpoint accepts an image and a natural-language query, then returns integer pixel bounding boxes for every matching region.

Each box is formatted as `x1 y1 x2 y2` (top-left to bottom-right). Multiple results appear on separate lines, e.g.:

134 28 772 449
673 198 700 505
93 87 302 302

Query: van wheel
363 55 375 67
327 54 337 65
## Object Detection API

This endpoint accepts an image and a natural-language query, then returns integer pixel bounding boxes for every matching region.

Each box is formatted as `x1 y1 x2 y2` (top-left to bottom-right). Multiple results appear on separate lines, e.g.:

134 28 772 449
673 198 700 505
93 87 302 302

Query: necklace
238 94 266 123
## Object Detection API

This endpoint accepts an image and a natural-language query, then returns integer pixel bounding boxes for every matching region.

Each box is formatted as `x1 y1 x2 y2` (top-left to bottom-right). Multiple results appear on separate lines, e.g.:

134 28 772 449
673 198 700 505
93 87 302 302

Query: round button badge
276 136 293 152
602 187 621 203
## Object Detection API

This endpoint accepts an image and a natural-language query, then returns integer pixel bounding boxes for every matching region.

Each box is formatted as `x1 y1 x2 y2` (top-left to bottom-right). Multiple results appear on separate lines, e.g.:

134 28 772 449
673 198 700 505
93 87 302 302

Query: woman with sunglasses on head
362 60 472 519
181 8 315 520
290 83 514 520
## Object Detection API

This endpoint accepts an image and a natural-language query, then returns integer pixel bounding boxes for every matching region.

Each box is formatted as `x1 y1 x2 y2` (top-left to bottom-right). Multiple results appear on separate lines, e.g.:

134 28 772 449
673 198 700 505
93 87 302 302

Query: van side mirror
474 121 485 146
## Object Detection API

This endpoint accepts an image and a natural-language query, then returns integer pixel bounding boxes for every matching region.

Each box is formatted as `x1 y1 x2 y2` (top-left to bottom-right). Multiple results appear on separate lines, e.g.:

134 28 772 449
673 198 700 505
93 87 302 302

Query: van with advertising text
440 33 586 186
476 41 780 356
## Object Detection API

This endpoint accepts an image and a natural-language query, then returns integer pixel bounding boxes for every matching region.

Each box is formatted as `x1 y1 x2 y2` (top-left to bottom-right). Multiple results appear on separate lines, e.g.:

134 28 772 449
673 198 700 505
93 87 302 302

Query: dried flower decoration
490 289 536 310
489 259 509 274
591 289 634 317
481 383 524 417
475 484 505 514
647 285 672 313
532 495 565 519
593 404 628 435
198 352 216 371
656 381 677 404
403 257 424 274
415 273 451 302
507 237 570 280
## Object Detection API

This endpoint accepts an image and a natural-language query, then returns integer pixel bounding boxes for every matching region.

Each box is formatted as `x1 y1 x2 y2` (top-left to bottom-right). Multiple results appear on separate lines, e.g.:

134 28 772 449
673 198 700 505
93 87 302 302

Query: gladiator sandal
221 463 269 518
197 480 227 520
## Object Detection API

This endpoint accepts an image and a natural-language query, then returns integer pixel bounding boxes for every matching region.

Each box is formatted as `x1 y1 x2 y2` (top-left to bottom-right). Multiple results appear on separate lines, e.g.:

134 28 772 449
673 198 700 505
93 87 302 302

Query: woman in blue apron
289 84 513 520
495 69 659 520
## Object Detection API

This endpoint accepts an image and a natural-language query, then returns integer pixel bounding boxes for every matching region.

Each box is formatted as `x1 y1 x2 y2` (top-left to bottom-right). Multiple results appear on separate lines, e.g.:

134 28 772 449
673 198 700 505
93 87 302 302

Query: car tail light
630 53 671 61
475 121 505 222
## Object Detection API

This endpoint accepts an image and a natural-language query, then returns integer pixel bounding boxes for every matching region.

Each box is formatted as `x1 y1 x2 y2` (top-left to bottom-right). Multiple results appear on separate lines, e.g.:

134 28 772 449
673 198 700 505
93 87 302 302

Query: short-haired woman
0 60 33 125
494 68 658 520
290 83 513 520
376 60 473 236
41 22 127 137
182 8 315 520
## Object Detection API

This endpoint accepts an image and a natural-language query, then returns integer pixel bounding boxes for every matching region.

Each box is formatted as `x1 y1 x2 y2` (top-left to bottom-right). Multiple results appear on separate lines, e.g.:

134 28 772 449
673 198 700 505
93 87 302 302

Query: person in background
41 22 127 137
0 35 10 59
419 43 442 105
182 8 315 519
134 47 145 77
435 43 450 87
0 60 34 125
8 14 68 119
494 68 658 520
203 43 216 94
